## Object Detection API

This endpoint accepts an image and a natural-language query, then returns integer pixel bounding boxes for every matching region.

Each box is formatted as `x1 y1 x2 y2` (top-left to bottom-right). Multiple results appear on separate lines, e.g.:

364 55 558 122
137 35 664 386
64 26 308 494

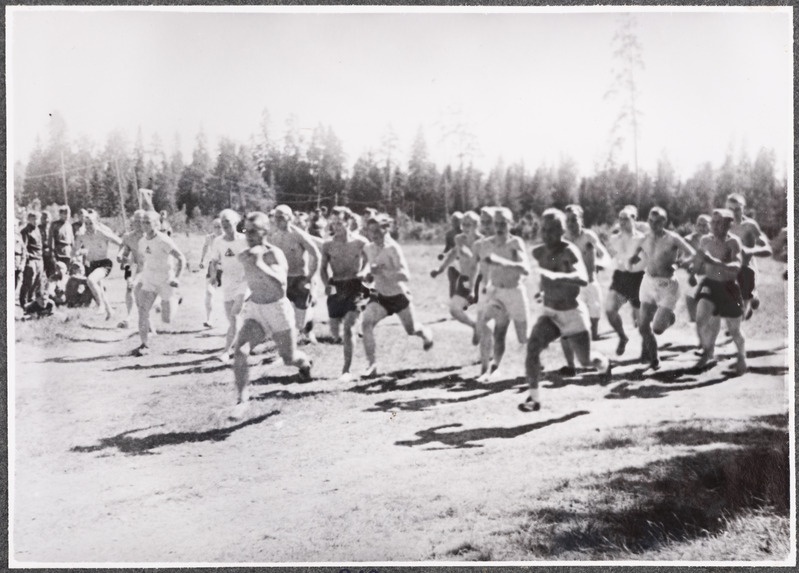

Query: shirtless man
521 209 610 412
604 206 647 355
682 214 711 323
269 204 321 343
132 211 186 356
430 211 482 329
473 207 531 382
564 204 606 341
629 207 695 370
199 218 224 327
49 205 74 268
73 210 123 320
439 212 464 301
360 214 434 377
725 193 772 320
320 206 370 382
116 210 146 329
209 210 249 362
232 212 312 415
468 207 496 362
693 209 747 375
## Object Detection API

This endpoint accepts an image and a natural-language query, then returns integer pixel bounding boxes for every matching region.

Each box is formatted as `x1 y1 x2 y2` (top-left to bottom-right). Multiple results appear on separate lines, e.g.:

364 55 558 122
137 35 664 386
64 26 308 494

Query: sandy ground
10 242 792 564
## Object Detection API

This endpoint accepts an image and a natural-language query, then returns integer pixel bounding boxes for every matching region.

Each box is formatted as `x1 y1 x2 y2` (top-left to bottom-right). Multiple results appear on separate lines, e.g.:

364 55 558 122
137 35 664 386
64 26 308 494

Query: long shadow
106 357 210 372
249 372 314 386
149 363 229 378
70 411 279 455
513 416 789 558
42 353 120 364
542 368 613 390
396 410 590 449
81 323 120 331
58 335 127 345
364 376 526 413
349 366 471 395
168 347 221 356
605 375 733 400
252 389 326 401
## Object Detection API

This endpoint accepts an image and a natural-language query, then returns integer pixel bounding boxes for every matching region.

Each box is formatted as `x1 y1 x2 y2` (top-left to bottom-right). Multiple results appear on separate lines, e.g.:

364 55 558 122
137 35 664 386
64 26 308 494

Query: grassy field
10 235 793 564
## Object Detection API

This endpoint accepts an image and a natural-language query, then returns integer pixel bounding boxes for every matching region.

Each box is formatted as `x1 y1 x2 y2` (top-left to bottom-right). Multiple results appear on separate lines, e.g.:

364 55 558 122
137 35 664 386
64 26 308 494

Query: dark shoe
298 360 313 382
518 397 541 412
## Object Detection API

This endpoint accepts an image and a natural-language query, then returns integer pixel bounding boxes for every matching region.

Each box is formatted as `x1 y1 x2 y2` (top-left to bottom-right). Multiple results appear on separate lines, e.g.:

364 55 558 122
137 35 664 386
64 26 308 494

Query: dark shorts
287 275 312 310
447 266 461 298
206 267 223 286
736 266 756 300
123 264 132 280
87 258 113 278
696 278 744 319
327 278 369 319
610 270 645 308
452 275 473 302
55 255 72 267
370 292 410 316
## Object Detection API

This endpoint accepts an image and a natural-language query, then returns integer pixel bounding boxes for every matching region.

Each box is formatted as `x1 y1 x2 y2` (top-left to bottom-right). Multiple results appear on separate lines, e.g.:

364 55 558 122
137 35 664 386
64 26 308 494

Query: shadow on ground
70 411 279 456
507 414 789 559
396 410 590 449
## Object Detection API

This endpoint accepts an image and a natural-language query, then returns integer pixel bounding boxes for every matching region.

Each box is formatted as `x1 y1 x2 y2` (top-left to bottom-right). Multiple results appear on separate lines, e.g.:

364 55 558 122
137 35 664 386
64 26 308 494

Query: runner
682 214 711 323
198 218 224 328
474 207 531 382
116 210 146 329
468 206 497 375
725 193 772 319
208 210 249 362
360 214 434 378
132 211 186 356
564 204 606 341
231 211 313 416
521 209 611 412
629 206 695 370
604 206 647 356
73 210 123 320
430 211 482 329
319 206 370 382
693 208 747 375
49 205 75 268
438 212 464 303
269 204 321 343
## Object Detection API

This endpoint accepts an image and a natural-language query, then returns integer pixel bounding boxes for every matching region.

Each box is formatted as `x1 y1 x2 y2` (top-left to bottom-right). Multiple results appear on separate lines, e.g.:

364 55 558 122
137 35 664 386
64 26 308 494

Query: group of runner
16 188 780 416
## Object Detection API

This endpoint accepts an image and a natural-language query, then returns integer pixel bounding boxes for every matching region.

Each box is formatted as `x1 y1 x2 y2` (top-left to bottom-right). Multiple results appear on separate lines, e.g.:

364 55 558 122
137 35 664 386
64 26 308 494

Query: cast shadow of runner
70 411 278 456
350 365 473 395
396 410 590 450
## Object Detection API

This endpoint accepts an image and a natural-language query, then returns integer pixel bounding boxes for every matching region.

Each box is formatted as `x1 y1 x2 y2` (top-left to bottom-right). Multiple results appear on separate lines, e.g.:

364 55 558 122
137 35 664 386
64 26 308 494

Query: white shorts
541 301 590 338
222 281 248 303
580 279 603 319
138 272 175 300
485 284 530 324
639 274 680 311
240 298 293 336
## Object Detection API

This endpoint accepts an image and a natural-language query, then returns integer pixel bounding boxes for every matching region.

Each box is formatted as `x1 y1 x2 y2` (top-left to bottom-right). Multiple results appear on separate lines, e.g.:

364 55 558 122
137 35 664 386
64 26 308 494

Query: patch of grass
509 416 790 560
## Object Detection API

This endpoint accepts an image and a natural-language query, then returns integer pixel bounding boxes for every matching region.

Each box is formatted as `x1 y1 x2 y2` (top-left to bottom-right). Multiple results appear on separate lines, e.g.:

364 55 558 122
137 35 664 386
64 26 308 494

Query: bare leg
638 303 659 368
361 302 388 374
448 295 475 328
204 283 214 326
725 317 747 375
341 312 359 375
233 319 265 405
87 268 112 320
695 298 718 367
521 317 560 411
605 291 629 356
397 305 433 349
135 286 157 350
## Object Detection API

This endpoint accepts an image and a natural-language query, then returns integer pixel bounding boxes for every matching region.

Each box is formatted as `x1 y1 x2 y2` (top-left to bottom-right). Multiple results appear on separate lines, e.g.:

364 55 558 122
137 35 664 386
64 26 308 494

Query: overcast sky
7 7 793 179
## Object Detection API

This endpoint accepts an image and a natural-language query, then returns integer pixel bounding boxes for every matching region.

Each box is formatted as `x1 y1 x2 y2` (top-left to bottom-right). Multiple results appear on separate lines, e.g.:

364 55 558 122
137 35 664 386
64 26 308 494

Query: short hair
246 211 270 230
451 211 464 220
212 217 222 226
85 209 99 222
696 214 711 224
219 208 241 225
726 193 746 207
331 206 353 220
648 206 668 221
462 211 480 225
27 211 40 219
713 208 735 222
479 206 496 218
274 204 293 219
542 208 567 229
564 204 584 218
623 204 639 219
143 210 160 225
59 205 70 213
366 213 393 228
493 207 514 223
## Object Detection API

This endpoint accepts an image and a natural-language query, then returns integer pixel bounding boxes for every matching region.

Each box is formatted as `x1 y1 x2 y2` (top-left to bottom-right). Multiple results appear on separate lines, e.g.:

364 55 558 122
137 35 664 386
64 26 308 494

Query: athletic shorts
447 266 461 298
370 292 410 316
485 284 530 323
222 280 248 303
86 258 113 278
580 279 603 319
240 297 294 335
138 272 176 300
736 266 756 301
610 270 645 308
452 274 473 302
206 267 223 287
538 301 591 338
123 264 133 281
327 278 369 319
287 275 312 310
696 278 744 319
639 274 680 311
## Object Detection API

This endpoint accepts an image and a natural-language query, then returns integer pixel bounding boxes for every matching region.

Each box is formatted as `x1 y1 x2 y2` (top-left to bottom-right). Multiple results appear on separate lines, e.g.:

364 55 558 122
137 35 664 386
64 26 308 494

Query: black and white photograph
7 5 794 566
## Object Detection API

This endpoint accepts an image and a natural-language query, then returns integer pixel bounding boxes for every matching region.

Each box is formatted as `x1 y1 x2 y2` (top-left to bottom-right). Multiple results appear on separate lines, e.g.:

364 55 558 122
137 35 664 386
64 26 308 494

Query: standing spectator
20 211 44 307
14 217 25 292
39 211 55 278
50 205 75 268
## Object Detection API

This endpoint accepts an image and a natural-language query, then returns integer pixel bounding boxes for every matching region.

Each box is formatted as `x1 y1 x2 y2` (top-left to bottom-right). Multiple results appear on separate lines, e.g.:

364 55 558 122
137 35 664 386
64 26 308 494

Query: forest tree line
16 112 788 238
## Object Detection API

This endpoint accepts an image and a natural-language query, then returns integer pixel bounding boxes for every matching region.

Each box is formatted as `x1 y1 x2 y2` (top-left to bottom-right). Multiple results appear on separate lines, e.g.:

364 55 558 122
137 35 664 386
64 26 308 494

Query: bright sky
7 7 793 179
